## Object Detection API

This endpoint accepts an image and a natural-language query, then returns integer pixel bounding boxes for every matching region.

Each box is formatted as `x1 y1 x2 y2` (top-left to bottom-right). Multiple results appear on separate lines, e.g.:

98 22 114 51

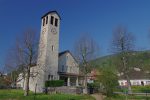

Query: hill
92 50 150 71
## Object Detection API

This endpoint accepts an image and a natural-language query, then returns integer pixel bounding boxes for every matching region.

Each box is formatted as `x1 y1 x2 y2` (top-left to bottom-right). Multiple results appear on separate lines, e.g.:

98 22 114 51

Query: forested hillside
92 51 150 71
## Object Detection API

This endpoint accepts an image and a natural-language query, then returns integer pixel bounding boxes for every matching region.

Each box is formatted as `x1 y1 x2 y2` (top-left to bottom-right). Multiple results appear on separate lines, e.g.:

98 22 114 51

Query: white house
118 68 150 86
16 73 25 88
119 79 150 86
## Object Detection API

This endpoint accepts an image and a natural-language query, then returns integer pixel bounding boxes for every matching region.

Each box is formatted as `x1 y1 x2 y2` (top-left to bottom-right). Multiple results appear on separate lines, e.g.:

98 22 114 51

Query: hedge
132 86 150 93
45 80 64 87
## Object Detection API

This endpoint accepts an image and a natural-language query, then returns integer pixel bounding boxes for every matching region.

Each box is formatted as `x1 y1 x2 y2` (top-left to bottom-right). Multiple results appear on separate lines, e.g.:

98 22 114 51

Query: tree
18 29 38 96
5 29 38 96
4 47 22 87
142 32 150 74
111 25 135 94
98 67 119 97
74 34 99 94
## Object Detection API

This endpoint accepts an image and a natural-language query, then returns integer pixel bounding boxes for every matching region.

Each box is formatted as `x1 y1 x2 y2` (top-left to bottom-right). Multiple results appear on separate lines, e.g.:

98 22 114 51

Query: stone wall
47 86 82 94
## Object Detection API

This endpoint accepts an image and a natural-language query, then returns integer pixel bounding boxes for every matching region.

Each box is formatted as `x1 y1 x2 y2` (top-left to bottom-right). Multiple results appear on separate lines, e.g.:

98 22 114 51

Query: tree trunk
126 75 132 94
122 56 132 94
24 67 30 96
83 75 88 94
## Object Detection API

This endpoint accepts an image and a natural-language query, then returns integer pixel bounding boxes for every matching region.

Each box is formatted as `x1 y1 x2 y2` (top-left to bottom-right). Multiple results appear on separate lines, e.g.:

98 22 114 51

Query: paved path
91 93 104 100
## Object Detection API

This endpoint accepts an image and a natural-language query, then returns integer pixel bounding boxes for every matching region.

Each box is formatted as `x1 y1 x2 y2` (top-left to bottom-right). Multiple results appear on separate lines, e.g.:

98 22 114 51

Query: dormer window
51 16 54 25
46 16 48 24
55 18 58 27
43 18 45 26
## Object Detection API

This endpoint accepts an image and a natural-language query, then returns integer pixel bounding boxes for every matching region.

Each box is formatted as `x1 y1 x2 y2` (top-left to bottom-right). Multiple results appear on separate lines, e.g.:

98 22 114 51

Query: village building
118 68 150 86
87 68 150 86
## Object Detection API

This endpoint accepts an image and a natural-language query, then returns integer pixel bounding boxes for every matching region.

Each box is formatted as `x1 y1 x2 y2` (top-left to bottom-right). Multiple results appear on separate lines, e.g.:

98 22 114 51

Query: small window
50 16 54 25
51 75 53 80
52 45 54 51
141 81 144 86
43 18 45 26
66 56 68 59
46 16 48 24
48 75 50 80
55 18 58 27
121 82 124 86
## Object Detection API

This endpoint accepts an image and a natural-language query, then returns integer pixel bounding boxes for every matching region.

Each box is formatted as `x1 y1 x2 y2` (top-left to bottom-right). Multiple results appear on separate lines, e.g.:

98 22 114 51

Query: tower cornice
41 10 61 20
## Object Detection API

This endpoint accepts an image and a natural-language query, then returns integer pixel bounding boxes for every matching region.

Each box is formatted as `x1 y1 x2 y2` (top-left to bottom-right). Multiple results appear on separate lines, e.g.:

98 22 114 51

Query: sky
1 0 150 69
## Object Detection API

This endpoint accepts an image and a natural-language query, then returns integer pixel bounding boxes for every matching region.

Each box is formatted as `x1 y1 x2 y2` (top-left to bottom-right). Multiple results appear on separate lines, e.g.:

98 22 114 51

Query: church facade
28 11 80 93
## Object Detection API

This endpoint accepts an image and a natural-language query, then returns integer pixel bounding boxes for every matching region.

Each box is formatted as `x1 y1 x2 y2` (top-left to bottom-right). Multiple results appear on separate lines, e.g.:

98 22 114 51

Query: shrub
45 80 64 87
132 85 150 93
97 68 119 97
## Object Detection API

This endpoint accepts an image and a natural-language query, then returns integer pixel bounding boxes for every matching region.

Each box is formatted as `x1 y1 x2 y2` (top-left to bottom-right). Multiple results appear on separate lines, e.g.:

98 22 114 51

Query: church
23 11 81 93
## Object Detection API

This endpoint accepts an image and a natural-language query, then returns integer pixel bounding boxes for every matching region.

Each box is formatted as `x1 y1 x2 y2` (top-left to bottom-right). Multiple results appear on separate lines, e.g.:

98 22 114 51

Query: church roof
59 50 78 63
59 50 70 57
41 10 61 20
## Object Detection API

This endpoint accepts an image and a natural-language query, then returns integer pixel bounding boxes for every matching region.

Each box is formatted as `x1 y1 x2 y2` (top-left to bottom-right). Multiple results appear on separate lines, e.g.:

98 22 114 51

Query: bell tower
34 11 60 92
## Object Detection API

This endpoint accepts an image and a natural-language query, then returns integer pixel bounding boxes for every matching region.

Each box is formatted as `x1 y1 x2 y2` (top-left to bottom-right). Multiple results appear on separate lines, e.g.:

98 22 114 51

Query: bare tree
74 34 99 94
18 29 38 96
111 25 135 93
4 47 21 86
5 29 38 96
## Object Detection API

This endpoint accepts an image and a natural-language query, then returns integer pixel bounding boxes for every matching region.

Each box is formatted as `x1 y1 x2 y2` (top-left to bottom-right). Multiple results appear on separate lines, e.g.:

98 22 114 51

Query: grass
0 89 95 100
109 86 150 100
114 86 150 94
104 94 150 100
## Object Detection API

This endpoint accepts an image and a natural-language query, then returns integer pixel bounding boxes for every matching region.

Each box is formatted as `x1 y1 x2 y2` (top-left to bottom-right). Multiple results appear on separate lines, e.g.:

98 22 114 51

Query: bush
87 82 100 94
45 80 64 87
87 82 99 88
132 85 150 93
98 68 119 97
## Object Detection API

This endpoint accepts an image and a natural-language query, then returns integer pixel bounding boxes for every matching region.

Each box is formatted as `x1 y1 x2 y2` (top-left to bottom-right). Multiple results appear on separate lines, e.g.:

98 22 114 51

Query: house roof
119 69 150 80
41 11 61 20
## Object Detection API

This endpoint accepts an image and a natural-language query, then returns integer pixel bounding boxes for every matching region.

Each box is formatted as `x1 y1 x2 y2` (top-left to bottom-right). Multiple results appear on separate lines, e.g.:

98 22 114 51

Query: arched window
55 18 58 27
50 16 54 25
43 18 45 26
46 16 48 24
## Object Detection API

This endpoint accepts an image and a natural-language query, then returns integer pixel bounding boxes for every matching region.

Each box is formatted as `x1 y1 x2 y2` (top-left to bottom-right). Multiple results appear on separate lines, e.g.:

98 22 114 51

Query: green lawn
104 94 150 100
0 89 95 100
